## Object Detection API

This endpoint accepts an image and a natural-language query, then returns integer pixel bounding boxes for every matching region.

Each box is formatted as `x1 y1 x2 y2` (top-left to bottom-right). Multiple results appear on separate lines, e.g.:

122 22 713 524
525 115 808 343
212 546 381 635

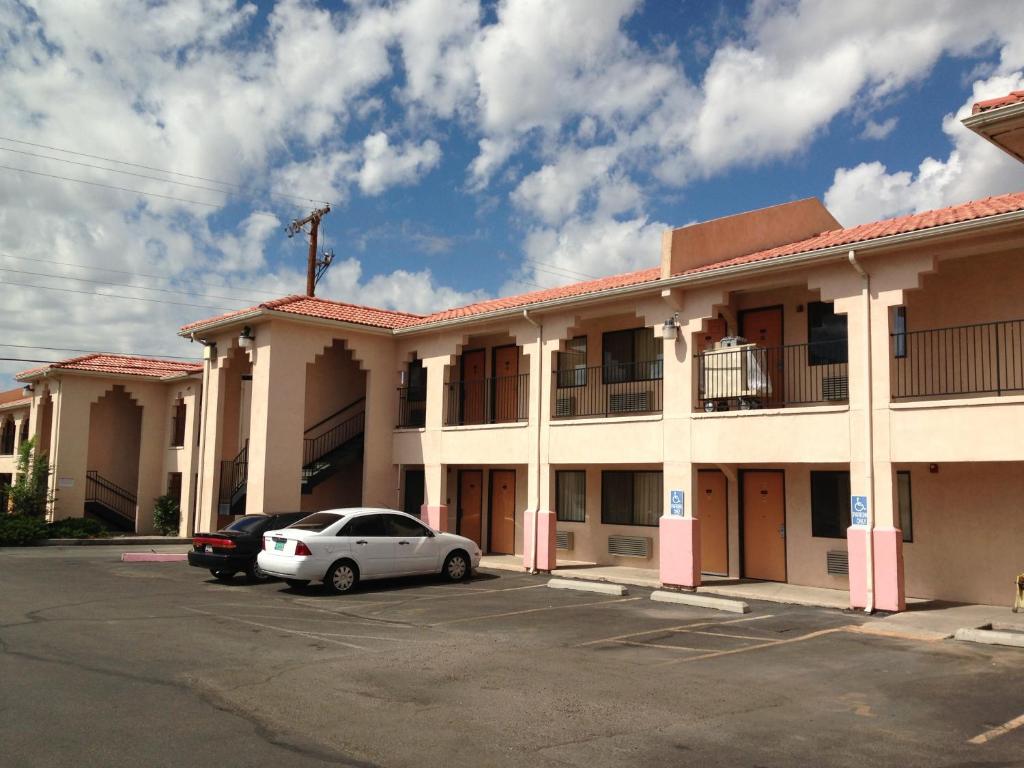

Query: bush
0 515 48 546
6 438 52 517
152 495 181 536
46 518 108 539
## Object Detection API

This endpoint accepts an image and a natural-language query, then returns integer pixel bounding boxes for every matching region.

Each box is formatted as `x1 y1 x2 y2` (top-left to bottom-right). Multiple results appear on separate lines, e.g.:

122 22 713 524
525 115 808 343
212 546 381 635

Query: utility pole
286 204 332 296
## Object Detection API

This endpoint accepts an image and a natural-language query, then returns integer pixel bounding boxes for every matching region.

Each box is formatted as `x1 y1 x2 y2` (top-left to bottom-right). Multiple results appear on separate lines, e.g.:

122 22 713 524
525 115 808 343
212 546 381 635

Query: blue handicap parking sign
851 495 869 526
670 490 684 516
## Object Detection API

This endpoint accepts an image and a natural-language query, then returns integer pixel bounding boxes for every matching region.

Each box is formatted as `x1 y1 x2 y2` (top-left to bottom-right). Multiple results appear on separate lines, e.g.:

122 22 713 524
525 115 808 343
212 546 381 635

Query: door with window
492 345 519 423
699 470 728 576
461 350 486 425
385 514 439 575
741 470 786 581
458 470 483 547
342 514 395 578
740 307 784 406
488 469 516 554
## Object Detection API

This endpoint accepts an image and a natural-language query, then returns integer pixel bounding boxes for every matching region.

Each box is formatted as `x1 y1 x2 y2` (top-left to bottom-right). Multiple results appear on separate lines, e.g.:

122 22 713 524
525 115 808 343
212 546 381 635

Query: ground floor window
167 472 182 507
403 468 425 518
0 472 11 512
601 471 661 527
897 471 913 542
810 471 850 538
556 471 586 522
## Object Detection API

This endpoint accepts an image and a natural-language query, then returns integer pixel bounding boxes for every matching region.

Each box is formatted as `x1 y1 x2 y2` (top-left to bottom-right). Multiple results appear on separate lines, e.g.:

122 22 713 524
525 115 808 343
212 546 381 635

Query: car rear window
286 512 343 532
223 516 268 533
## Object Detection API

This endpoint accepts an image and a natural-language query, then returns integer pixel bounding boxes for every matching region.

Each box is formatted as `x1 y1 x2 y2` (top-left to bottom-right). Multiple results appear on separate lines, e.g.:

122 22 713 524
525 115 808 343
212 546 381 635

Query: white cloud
357 132 442 196
860 117 899 140
318 258 487 315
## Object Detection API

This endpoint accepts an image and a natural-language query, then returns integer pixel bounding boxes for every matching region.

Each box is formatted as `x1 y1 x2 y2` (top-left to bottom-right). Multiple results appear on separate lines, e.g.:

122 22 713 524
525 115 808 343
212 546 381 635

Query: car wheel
284 579 310 589
442 551 471 582
324 561 359 595
245 560 270 583
210 569 234 581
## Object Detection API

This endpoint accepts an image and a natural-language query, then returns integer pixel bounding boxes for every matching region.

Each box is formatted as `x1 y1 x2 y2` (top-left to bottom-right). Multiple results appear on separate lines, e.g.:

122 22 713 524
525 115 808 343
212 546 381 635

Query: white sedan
256 508 482 594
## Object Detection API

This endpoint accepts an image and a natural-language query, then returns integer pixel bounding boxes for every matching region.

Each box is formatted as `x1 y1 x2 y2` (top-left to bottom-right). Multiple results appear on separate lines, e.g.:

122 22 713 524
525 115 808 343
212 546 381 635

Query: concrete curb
850 624 952 642
651 590 750 613
548 578 628 596
121 553 189 563
954 627 1024 648
44 537 192 546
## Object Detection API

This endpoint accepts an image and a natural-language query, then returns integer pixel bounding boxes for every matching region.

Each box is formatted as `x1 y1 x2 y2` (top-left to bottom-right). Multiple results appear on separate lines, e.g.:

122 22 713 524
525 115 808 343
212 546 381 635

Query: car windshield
286 512 343 532
222 516 268 533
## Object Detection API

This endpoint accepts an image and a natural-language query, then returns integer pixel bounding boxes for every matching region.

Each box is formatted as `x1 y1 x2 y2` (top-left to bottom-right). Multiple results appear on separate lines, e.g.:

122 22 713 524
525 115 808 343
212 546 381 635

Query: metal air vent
556 530 573 550
555 396 577 417
822 375 849 401
826 550 849 575
608 535 652 558
608 391 650 413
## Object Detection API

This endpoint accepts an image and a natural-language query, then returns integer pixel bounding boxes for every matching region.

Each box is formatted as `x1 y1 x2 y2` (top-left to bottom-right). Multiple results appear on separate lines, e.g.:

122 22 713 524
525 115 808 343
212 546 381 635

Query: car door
341 514 395 578
385 514 440 575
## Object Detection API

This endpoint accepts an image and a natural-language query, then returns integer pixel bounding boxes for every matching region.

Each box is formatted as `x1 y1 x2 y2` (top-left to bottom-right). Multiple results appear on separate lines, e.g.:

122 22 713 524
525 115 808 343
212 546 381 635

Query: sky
2 0 1024 387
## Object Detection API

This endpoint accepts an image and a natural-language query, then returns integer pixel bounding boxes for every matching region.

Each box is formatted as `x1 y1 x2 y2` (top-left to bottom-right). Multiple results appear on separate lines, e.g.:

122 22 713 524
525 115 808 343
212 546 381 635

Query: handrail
303 411 365 466
551 363 664 418
443 372 530 426
85 470 138 504
396 386 427 428
85 470 137 523
304 397 366 436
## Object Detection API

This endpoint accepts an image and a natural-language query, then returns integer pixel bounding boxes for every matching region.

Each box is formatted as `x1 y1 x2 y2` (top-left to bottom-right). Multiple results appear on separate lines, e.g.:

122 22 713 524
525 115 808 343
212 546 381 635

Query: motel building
14 355 204 535
0 388 32 509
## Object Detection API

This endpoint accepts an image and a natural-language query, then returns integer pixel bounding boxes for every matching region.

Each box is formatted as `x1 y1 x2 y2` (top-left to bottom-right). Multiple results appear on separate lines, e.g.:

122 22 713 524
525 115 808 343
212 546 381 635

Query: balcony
695 340 848 412
551 362 663 419
443 373 529 426
891 319 1024 399
396 386 426 428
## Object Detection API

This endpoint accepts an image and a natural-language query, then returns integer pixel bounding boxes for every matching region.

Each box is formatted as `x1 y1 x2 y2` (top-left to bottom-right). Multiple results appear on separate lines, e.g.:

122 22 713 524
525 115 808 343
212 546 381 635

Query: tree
5 437 51 517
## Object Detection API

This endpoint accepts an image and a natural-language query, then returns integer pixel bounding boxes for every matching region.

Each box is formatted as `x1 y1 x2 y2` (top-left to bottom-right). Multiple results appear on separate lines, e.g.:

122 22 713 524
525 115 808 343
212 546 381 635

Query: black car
188 512 308 582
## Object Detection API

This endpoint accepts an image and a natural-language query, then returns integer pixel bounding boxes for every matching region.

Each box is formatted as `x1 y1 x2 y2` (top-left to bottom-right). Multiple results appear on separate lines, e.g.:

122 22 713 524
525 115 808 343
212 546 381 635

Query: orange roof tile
972 90 1024 114
0 387 26 405
17 353 202 381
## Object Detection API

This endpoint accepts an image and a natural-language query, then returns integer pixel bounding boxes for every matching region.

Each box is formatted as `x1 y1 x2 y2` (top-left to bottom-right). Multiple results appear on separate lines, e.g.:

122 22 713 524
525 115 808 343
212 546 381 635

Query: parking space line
615 639 709 652
968 712 1024 745
575 613 776 648
182 607 367 650
677 630 783 642
291 583 547 615
432 597 641 626
655 627 848 667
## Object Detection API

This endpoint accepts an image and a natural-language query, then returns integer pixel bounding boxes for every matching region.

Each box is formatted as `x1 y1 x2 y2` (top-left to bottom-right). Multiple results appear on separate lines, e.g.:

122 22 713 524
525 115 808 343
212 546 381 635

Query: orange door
458 470 483 547
461 349 486 425
742 471 786 581
492 346 519 423
741 307 784 406
699 470 728 575
488 469 516 554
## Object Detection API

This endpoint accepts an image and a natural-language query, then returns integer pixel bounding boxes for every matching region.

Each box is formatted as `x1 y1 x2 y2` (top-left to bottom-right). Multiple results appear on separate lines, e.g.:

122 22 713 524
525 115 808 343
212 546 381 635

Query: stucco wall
87 387 143 492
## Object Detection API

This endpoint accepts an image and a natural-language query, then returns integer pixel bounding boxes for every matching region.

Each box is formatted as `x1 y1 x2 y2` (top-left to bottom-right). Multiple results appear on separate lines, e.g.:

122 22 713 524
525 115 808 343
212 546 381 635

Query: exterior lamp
21 383 33 397
662 313 680 341
238 326 255 349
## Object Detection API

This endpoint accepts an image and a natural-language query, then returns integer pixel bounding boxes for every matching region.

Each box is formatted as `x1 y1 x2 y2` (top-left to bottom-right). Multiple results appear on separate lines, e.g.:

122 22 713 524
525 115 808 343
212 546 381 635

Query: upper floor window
603 327 662 383
18 418 28 445
0 419 15 455
892 306 908 359
557 336 587 388
170 400 186 447
407 359 427 402
807 302 848 365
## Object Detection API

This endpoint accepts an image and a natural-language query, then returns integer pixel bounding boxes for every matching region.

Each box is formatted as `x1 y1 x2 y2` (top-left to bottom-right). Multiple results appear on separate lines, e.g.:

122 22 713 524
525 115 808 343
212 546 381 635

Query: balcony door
461 349 486 425
740 307 783 407
492 345 519 423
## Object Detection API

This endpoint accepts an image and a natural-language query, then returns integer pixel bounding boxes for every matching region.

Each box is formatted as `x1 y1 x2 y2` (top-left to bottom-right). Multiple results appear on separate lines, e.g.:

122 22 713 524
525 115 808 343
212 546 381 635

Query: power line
0 357 58 364
0 266 258 305
0 279 235 311
0 343 197 360
0 135 330 206
0 163 222 208
522 257 599 281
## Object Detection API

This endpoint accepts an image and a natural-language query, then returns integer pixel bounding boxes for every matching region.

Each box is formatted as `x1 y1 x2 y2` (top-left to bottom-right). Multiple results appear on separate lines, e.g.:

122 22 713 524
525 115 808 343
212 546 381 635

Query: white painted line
182 607 366 650
575 613 775 648
121 553 187 562
548 578 627 596
955 627 1024 648
968 712 1024 745
651 590 749 613
433 597 640 626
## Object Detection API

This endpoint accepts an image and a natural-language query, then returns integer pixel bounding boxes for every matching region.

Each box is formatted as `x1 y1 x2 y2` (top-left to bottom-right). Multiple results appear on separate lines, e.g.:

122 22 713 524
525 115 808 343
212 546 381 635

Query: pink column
421 504 448 533
660 516 701 589
847 526 905 612
522 510 557 572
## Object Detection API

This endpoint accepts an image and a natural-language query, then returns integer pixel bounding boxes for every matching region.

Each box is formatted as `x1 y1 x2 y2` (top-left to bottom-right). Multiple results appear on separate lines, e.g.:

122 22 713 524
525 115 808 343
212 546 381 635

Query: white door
342 514 395 578
385 514 441 575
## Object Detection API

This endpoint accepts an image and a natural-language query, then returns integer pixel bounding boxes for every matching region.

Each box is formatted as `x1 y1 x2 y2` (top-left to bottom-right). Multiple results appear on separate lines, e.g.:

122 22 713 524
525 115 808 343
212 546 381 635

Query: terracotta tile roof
972 90 1024 114
673 190 1024 277
17 353 202 381
0 396 31 411
180 294 424 333
0 387 26 405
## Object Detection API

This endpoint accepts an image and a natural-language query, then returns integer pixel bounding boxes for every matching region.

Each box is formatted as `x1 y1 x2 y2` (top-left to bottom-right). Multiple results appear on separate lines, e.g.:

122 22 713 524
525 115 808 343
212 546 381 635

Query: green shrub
0 515 48 546
152 495 181 536
6 438 52 517
46 517 108 539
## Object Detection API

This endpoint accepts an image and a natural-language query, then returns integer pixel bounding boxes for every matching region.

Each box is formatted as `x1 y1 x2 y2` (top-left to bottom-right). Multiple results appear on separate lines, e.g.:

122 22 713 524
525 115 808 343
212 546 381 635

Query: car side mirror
424 529 435 538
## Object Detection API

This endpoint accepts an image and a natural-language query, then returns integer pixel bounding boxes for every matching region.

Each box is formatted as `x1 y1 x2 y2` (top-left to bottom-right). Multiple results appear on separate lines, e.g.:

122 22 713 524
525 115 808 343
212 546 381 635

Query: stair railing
85 470 137 525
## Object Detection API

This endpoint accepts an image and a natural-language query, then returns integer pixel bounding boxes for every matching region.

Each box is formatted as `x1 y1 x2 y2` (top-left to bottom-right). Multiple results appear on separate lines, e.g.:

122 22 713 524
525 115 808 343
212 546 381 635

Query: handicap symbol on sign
670 490 683 505
851 495 869 526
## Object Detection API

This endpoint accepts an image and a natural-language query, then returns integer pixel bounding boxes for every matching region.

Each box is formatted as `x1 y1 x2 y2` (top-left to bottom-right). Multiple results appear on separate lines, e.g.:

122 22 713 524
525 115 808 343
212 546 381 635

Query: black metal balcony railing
695 340 849 411
552 362 663 418
396 386 427 428
891 319 1024 398
443 373 529 426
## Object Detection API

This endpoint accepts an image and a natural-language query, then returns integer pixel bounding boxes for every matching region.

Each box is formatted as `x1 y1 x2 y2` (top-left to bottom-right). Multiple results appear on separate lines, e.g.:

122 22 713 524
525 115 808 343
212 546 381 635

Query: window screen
556 471 586 522
810 471 851 538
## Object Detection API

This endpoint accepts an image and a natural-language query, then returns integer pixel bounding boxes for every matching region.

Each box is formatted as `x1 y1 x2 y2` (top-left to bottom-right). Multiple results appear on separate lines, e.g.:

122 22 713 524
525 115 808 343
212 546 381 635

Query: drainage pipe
522 309 543 573
847 250 875 614
190 333 216 536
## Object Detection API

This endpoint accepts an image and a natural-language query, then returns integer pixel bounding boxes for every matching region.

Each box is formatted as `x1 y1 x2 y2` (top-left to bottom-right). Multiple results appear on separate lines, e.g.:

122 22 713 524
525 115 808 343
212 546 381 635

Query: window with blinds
557 336 588 388
601 470 662 527
556 470 586 522
602 327 662 383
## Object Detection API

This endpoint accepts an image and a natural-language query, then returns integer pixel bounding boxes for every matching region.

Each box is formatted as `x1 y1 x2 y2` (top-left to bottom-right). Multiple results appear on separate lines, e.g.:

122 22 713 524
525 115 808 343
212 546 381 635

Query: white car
256 508 482 594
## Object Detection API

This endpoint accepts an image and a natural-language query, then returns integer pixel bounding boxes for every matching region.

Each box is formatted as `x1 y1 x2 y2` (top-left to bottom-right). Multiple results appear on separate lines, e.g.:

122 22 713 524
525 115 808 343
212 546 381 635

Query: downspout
847 250 875 614
190 333 215 536
522 309 543 574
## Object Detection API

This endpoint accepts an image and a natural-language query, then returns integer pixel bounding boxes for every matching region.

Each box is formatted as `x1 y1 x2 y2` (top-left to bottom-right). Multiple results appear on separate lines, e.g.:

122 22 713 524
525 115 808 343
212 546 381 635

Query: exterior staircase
84 470 137 532
301 398 365 494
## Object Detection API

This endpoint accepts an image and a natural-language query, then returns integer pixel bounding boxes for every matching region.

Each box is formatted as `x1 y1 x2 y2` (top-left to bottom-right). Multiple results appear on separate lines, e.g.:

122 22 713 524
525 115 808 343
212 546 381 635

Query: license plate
204 545 213 553
274 540 285 551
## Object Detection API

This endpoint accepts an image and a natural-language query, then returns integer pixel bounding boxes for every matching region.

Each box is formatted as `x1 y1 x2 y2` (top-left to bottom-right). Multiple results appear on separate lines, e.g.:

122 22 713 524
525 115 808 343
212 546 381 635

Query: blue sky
1 0 1024 385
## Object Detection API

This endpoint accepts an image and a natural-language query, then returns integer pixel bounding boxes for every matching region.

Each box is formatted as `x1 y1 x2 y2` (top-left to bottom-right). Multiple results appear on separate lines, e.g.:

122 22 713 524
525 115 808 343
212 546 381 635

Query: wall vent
555 530 573 550
608 391 650 413
554 396 577 417
608 535 652 558
826 550 849 575
822 375 849 401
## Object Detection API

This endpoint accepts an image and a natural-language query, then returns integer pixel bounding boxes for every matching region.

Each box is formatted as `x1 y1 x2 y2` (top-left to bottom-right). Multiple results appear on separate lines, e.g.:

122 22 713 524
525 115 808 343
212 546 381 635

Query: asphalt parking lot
2 547 1023 767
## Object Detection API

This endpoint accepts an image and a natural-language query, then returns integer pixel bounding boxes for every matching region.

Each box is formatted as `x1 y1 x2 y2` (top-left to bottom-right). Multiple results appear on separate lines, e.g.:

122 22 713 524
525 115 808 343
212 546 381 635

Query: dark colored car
188 513 308 582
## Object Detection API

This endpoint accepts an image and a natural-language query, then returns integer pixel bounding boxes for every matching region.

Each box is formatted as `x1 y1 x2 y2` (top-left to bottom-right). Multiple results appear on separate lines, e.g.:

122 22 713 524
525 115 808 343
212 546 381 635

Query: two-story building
15 354 203 535
0 388 32 509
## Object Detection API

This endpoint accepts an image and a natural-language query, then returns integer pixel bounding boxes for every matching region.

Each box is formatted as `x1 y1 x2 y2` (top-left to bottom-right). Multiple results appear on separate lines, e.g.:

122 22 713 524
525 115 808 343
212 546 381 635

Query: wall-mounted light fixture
662 312 681 341
21 383 33 397
238 326 255 349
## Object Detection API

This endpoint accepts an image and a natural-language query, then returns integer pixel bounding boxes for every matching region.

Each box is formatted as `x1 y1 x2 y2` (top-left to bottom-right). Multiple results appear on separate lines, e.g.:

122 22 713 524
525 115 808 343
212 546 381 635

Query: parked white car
257 508 482 594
